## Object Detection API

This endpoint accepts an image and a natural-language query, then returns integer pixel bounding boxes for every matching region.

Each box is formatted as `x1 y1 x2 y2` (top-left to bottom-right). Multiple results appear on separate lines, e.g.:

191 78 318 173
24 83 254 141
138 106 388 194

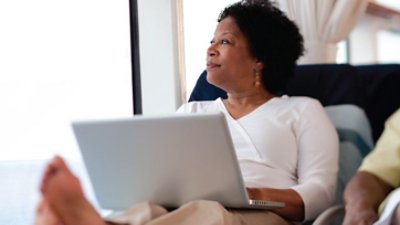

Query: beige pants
105 200 290 225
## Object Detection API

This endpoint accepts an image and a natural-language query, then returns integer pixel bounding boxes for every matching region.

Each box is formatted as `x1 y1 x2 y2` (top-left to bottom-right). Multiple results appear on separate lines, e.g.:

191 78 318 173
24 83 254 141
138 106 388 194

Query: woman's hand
246 187 305 222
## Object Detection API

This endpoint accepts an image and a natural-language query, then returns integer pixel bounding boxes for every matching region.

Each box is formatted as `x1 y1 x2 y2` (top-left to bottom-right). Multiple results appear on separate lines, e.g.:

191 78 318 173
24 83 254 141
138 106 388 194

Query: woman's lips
206 63 221 70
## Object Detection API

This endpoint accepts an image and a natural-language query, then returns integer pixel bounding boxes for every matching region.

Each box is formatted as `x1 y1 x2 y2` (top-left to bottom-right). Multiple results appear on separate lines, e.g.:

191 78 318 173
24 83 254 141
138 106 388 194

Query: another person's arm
343 171 393 225
343 109 400 225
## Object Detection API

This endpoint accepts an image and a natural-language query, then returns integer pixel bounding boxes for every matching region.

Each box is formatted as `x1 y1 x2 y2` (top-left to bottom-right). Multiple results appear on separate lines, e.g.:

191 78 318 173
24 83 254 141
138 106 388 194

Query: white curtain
275 0 368 64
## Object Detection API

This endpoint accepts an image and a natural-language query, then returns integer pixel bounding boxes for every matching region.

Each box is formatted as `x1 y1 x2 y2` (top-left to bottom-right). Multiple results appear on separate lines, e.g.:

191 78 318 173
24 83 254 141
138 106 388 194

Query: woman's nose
207 43 218 57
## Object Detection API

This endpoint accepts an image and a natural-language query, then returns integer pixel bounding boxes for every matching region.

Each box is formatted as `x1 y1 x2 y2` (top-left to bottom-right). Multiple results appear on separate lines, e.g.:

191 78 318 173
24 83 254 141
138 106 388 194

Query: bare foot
35 199 61 225
39 156 107 225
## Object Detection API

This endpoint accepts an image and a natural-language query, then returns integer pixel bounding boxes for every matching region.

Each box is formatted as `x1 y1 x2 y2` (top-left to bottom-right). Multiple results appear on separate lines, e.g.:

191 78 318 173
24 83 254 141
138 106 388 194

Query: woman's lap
105 200 289 225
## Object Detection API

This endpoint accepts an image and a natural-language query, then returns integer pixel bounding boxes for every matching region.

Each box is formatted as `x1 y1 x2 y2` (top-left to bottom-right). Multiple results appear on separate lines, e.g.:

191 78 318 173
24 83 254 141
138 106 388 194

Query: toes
40 162 57 193
40 156 63 194
51 155 77 178
52 155 69 171
35 199 62 225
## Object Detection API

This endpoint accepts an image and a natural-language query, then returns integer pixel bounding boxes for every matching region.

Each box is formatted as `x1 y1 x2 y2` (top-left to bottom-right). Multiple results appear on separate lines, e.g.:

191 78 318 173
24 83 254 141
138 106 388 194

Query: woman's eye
209 39 230 46
220 40 229 45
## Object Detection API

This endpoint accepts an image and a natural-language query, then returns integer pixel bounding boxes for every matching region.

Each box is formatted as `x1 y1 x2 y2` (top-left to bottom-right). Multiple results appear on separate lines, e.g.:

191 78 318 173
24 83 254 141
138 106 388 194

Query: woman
35 1 338 224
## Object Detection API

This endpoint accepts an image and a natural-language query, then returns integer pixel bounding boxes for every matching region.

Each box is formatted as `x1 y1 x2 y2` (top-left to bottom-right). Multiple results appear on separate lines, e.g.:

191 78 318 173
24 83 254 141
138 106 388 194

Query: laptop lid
72 112 284 210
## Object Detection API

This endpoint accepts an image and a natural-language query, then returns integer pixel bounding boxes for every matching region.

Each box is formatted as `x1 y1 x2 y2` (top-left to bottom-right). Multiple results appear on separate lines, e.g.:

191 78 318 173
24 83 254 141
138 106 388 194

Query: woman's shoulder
176 98 222 113
274 95 323 111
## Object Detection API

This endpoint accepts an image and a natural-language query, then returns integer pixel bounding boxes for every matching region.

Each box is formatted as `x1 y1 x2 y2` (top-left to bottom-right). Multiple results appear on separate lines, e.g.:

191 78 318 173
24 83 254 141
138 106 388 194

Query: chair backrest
188 64 400 143
189 64 365 106
189 70 227 102
286 64 366 108
324 105 373 204
188 65 384 224
356 64 400 142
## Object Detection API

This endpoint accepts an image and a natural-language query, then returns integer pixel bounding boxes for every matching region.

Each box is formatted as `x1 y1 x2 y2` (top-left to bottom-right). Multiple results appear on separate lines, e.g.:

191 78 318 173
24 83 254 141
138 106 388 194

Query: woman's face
206 16 261 93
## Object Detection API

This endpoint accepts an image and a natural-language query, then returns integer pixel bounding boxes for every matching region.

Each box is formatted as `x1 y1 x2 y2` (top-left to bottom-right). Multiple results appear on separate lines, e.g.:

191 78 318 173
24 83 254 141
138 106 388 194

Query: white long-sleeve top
176 96 339 221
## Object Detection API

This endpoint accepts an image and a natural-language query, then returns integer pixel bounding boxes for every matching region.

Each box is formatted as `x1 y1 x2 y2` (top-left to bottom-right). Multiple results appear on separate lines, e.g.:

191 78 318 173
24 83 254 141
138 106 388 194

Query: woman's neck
223 88 275 119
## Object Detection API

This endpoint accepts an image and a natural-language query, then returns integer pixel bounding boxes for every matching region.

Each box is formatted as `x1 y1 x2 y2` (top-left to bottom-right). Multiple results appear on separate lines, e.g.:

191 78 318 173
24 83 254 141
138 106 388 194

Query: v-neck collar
216 97 278 121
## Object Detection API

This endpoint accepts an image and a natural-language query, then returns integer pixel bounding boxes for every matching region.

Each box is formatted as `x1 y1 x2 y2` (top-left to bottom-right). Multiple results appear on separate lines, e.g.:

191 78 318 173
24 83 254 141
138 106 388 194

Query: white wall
137 0 182 115
349 16 379 64
0 0 132 160
378 30 400 63
182 0 237 100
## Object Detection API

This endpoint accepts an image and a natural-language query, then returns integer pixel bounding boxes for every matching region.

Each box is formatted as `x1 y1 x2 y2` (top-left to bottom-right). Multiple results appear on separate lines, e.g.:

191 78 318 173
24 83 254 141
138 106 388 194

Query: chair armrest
312 205 345 225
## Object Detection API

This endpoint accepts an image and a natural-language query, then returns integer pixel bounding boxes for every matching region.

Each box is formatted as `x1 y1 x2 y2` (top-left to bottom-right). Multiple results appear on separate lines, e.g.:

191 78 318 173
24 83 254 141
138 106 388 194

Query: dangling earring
255 71 262 88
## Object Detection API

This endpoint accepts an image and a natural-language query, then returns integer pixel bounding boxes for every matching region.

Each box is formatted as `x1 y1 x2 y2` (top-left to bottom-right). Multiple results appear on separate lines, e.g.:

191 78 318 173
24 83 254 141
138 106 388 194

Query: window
336 40 350 64
378 30 400 63
0 0 132 161
0 1 132 224
377 0 400 11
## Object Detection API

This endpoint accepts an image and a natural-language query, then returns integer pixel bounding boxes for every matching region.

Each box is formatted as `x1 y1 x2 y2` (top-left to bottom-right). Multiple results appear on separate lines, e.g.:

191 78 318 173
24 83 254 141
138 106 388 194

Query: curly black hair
218 0 304 95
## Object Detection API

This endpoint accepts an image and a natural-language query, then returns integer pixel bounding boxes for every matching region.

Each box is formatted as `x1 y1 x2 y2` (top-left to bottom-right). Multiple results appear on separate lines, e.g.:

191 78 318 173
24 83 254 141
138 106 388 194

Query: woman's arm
292 99 339 220
246 187 304 221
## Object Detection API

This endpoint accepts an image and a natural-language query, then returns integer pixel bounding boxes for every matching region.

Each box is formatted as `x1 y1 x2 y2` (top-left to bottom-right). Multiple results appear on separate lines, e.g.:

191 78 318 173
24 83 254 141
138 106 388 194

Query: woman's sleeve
290 99 339 221
175 104 187 113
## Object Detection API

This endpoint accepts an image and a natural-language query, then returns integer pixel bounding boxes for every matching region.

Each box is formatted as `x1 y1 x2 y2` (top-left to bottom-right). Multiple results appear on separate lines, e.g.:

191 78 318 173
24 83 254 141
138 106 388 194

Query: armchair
189 64 400 143
188 63 400 224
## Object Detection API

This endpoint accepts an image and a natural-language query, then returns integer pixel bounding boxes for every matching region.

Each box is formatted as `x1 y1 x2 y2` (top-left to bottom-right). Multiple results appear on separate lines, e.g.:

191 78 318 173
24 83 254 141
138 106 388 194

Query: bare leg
38 156 116 225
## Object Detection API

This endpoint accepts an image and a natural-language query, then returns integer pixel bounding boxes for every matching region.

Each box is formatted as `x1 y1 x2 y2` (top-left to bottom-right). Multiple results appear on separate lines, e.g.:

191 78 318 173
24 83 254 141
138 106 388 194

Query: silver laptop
71 112 285 211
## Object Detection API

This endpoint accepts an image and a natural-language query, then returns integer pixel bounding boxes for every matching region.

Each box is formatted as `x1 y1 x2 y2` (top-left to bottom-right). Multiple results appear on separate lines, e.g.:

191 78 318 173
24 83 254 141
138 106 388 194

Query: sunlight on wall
183 0 237 100
0 0 132 161
336 41 349 64
377 0 400 11
378 31 400 63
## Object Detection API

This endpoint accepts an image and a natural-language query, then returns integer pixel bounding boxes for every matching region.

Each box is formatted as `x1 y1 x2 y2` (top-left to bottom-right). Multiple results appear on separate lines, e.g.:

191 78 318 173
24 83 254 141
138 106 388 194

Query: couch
188 63 400 224
189 64 400 143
